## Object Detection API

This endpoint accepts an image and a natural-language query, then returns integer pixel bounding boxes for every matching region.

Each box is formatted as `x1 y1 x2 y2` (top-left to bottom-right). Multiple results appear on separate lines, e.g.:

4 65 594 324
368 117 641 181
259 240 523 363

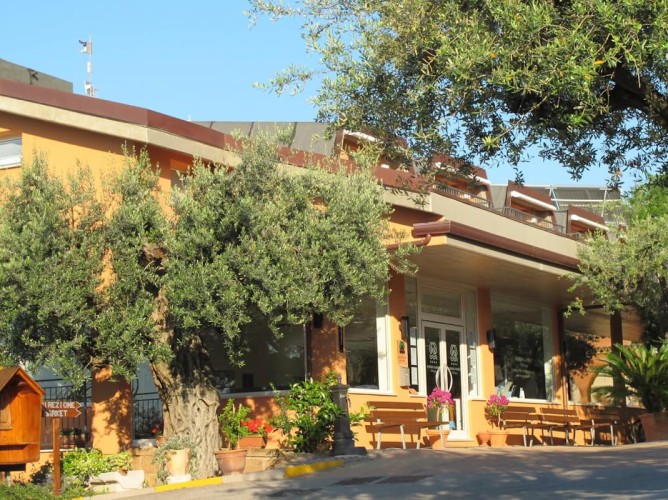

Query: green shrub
62 448 132 487
0 483 56 499
274 372 343 453
594 341 668 412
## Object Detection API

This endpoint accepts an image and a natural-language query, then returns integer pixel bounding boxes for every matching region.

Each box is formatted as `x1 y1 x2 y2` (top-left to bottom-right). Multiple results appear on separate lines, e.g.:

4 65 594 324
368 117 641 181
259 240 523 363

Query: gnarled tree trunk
151 353 221 479
149 293 222 481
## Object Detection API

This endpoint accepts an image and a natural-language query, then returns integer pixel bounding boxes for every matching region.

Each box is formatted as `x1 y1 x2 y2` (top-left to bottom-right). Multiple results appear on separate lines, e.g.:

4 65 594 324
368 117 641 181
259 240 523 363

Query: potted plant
151 420 165 445
215 399 252 475
151 434 196 484
62 448 133 489
593 341 668 441
484 394 510 447
239 418 274 449
424 388 454 448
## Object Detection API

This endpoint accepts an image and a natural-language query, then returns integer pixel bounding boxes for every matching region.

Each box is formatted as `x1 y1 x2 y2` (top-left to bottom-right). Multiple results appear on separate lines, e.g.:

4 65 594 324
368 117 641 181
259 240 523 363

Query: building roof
528 185 623 224
0 366 45 395
195 121 337 157
0 58 73 93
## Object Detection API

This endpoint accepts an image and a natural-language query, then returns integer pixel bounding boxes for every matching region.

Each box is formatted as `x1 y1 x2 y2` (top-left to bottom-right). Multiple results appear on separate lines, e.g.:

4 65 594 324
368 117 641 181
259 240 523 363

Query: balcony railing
434 184 492 210
496 206 565 233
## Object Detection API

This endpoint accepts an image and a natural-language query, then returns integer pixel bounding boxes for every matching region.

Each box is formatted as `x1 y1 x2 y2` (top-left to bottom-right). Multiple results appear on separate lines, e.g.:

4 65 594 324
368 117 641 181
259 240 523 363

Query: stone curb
74 456 348 499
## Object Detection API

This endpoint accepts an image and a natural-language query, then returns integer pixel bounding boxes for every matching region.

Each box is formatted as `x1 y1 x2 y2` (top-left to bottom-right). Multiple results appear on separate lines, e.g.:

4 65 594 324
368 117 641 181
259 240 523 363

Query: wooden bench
538 408 583 445
583 408 631 446
367 401 449 450
500 406 539 447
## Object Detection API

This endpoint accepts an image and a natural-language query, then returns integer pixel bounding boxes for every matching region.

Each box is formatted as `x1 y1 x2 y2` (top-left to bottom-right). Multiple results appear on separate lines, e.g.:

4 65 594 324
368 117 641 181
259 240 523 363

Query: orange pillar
90 367 133 453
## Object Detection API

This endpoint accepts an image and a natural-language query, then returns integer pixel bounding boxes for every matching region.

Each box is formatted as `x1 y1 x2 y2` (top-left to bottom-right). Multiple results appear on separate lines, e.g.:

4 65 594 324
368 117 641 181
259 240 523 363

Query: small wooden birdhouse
0 367 45 471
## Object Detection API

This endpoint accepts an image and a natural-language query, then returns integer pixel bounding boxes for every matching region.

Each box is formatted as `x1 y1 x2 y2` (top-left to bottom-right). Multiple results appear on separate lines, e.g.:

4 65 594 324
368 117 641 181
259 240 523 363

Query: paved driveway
136 442 668 499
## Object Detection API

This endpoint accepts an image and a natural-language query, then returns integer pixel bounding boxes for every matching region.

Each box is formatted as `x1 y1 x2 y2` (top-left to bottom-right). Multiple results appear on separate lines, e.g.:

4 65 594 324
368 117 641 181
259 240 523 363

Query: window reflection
211 323 305 393
491 298 553 400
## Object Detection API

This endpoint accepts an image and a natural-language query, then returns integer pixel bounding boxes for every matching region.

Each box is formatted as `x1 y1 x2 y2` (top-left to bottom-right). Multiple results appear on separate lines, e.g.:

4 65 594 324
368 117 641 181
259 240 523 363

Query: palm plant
593 341 668 413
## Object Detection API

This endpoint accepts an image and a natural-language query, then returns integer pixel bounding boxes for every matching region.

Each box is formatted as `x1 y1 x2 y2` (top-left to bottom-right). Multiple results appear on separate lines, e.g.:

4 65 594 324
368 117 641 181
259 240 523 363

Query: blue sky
2 0 617 186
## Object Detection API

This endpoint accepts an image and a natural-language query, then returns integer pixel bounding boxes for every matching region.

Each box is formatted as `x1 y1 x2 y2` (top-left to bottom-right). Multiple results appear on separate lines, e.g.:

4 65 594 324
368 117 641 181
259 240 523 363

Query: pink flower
427 388 454 409
485 394 509 428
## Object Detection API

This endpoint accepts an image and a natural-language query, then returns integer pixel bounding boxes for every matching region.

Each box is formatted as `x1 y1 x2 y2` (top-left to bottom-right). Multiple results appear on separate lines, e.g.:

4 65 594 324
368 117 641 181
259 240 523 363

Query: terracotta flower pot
215 448 248 475
639 411 668 442
424 429 450 449
165 448 190 477
238 435 266 450
477 431 491 447
489 429 509 447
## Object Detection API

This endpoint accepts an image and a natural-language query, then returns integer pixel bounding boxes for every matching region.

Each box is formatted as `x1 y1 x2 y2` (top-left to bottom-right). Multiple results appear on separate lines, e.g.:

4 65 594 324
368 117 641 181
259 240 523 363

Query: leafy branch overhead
249 0 668 181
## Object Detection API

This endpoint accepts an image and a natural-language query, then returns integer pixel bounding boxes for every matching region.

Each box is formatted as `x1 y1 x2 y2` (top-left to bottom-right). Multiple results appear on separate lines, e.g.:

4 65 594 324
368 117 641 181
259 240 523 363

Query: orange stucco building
0 73 643 473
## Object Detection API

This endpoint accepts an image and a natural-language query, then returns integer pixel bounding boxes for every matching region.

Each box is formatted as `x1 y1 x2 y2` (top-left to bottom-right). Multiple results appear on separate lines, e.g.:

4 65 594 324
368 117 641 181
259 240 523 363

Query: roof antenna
78 36 96 97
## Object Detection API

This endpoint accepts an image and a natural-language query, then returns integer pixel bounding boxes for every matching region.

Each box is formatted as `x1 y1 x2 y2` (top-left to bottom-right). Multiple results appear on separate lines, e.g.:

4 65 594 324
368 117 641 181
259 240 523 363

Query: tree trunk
150 335 222 479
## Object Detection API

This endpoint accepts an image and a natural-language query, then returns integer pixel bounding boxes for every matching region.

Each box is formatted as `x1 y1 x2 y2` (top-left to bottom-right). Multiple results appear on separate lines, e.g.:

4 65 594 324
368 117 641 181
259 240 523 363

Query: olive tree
0 138 414 478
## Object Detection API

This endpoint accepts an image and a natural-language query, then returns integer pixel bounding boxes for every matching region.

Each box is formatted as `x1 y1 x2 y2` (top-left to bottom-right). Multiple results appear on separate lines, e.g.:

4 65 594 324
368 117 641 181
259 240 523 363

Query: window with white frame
0 138 21 168
345 297 390 391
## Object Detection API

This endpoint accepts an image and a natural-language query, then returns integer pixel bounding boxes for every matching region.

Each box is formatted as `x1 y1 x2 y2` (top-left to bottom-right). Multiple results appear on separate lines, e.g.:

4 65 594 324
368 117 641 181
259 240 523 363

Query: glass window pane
212 323 305 394
346 298 380 389
421 287 461 318
0 138 21 168
491 297 553 400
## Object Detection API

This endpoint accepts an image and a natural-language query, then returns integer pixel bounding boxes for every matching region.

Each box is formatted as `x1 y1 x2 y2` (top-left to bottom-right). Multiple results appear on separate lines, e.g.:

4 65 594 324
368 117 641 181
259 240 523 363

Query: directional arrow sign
42 401 82 418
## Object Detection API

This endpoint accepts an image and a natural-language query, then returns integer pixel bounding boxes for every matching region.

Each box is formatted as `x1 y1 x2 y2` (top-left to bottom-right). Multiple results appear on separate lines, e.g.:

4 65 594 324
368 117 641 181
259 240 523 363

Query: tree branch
609 65 668 131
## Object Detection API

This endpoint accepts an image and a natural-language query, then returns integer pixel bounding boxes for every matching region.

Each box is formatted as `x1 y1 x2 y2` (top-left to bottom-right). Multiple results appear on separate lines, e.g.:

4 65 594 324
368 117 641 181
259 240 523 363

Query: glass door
423 321 467 437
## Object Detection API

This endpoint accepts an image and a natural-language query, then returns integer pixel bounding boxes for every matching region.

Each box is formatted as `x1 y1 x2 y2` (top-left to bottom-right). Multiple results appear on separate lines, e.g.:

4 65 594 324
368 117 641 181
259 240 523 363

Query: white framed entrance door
421 321 468 439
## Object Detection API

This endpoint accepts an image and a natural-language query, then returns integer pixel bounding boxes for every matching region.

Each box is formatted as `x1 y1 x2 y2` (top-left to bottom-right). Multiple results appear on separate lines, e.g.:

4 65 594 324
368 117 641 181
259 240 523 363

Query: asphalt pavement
90 441 668 499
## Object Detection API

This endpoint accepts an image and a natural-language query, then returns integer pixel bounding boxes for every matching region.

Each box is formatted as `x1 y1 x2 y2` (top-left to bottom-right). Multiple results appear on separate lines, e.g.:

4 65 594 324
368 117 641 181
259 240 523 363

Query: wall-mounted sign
397 340 408 367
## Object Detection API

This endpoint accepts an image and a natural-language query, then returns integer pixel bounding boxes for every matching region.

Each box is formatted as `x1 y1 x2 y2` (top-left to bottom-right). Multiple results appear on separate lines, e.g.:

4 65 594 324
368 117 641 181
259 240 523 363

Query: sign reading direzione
42 400 81 418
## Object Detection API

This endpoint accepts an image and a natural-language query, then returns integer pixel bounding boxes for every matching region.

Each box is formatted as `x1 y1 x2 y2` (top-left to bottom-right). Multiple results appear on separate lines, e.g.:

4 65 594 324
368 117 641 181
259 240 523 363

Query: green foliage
62 448 132 488
166 134 398 348
0 136 409 476
0 155 105 386
0 483 57 500
571 177 668 342
593 341 668 413
151 434 197 484
249 0 668 180
218 399 252 449
274 372 344 453
0 152 167 389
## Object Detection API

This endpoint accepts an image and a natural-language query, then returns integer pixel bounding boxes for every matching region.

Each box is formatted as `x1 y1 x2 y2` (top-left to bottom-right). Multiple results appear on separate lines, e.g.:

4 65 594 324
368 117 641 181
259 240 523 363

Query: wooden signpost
42 401 82 497
43 401 81 419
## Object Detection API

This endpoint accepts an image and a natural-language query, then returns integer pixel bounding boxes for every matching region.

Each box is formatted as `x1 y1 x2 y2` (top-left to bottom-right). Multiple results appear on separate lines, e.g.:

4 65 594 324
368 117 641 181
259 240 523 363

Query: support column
610 310 626 408
91 367 132 453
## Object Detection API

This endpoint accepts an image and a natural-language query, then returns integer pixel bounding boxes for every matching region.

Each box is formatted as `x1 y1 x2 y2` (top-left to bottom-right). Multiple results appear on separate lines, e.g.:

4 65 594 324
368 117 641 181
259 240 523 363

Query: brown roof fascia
374 167 429 192
412 220 580 270
507 181 555 207
0 78 240 154
567 205 606 225
0 366 45 395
